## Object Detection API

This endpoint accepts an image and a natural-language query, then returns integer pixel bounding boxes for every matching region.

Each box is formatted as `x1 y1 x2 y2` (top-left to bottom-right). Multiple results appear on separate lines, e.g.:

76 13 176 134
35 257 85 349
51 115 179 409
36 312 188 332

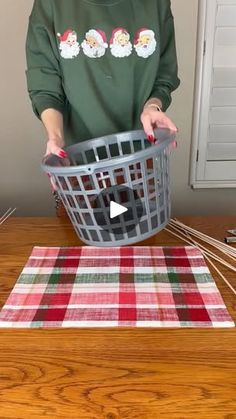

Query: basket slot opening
160 210 166 224
81 175 95 191
89 230 99 242
109 143 120 157
80 228 90 241
81 212 94 226
148 178 156 194
68 176 81 191
129 163 142 181
151 216 158 229
159 192 164 207
133 184 145 199
112 228 124 241
122 208 133 222
85 149 96 164
101 230 112 242
114 168 126 185
96 146 109 161
87 194 97 208
139 220 148 235
94 211 107 226
127 226 138 238
121 141 132 156
75 195 88 209
132 139 142 152
144 138 152 149
96 172 112 189
74 212 83 225
57 176 69 191
146 158 154 171
66 195 76 208
149 198 157 213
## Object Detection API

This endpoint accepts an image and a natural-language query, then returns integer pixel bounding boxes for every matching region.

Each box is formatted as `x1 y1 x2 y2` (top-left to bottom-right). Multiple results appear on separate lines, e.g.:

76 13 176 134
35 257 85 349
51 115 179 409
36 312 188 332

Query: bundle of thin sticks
0 208 16 226
165 219 236 296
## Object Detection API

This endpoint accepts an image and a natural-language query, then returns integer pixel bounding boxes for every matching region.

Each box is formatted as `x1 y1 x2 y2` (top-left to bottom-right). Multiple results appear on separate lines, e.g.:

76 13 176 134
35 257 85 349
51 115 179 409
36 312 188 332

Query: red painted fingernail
59 150 68 158
148 135 156 143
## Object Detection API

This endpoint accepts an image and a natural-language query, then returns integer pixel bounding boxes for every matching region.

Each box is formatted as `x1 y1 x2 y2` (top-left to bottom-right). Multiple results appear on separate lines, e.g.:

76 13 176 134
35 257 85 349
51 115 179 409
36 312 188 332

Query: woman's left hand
140 106 177 142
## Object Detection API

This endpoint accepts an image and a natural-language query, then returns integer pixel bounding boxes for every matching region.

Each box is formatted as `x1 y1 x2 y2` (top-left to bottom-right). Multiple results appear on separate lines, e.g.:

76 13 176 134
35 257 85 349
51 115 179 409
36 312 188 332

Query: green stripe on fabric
135 273 169 283
18 272 214 285
74 273 120 283
48 274 63 285
18 274 52 284
134 273 214 283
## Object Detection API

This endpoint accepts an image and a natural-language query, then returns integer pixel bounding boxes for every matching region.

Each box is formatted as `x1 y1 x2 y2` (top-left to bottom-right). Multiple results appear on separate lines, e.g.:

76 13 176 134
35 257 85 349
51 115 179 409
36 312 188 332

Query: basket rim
42 128 175 175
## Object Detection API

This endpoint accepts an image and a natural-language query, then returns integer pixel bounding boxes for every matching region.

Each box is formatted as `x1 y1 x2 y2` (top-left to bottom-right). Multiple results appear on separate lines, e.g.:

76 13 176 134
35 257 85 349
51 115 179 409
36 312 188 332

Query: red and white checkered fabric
0 246 234 328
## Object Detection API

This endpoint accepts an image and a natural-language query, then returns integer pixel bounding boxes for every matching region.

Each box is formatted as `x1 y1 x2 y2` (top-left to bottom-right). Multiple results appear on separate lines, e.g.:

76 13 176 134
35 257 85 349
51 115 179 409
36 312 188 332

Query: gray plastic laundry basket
42 129 175 246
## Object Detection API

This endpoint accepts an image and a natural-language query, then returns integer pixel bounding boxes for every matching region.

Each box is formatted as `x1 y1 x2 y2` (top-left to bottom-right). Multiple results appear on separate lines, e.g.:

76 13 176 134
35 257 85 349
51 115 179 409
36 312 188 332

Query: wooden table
0 216 235 419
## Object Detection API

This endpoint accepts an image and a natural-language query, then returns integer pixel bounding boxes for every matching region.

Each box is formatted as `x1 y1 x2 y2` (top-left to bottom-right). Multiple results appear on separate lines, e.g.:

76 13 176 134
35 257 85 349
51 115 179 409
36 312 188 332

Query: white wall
1 0 235 216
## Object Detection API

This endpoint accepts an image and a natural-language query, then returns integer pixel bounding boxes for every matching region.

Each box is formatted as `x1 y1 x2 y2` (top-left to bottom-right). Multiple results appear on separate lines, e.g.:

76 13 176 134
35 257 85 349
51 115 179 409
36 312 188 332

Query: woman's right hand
41 109 67 158
45 137 68 191
45 137 67 158
41 109 68 191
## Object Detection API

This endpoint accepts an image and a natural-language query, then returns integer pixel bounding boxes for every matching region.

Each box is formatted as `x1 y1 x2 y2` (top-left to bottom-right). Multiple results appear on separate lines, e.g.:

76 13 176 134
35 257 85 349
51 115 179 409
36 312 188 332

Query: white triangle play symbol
110 201 128 219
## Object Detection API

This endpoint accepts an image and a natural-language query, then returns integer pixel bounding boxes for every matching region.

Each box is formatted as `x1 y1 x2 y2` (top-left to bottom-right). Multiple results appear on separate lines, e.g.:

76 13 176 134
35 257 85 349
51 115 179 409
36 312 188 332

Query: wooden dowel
167 224 236 273
171 218 235 252
171 219 236 255
178 226 236 296
204 254 236 296
169 220 236 261
169 220 236 259
165 225 236 295
171 219 236 258
0 208 16 226
0 208 12 223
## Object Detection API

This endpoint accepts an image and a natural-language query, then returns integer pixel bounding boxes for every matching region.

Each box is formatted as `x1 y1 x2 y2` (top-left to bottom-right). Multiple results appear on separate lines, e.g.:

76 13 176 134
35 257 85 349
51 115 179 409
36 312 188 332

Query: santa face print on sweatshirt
81 29 108 58
134 29 157 59
57 30 80 59
57 28 157 59
110 28 133 58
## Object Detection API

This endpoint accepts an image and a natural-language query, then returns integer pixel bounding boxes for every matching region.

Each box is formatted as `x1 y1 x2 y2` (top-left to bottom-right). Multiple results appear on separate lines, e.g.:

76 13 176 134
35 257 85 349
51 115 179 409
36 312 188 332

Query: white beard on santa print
81 41 107 58
110 42 133 58
134 39 157 58
59 42 80 59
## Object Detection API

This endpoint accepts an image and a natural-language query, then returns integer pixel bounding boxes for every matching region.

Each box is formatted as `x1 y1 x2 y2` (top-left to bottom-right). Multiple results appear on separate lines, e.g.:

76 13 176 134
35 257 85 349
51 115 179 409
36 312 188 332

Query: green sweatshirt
26 0 180 145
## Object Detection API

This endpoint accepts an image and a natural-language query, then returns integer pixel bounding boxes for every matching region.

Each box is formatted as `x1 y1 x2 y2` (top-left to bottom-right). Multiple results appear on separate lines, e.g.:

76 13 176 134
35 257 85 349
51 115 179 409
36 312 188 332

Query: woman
26 0 180 211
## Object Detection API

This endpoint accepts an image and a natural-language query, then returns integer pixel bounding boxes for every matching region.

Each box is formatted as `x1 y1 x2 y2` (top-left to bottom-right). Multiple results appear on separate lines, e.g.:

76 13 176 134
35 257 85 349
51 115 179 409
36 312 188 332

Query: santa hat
110 27 128 44
134 28 153 44
86 29 108 47
57 29 75 42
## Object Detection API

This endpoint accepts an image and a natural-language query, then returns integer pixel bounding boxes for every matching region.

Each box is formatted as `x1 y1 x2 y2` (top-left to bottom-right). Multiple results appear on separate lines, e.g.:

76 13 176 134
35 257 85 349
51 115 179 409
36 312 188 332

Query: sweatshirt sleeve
150 1 180 111
25 0 65 118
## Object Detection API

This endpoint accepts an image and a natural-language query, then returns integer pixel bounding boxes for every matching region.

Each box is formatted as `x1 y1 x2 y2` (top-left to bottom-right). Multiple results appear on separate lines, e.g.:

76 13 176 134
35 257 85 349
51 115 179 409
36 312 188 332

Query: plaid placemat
0 246 234 328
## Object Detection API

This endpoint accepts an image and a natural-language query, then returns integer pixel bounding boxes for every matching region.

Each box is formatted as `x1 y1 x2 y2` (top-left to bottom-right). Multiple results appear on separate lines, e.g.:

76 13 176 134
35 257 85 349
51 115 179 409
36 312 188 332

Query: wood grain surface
0 216 235 419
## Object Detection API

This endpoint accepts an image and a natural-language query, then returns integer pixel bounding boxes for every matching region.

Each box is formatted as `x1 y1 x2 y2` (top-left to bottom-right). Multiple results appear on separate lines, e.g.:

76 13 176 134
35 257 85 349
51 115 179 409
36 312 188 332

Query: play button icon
110 201 128 219
93 184 144 239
